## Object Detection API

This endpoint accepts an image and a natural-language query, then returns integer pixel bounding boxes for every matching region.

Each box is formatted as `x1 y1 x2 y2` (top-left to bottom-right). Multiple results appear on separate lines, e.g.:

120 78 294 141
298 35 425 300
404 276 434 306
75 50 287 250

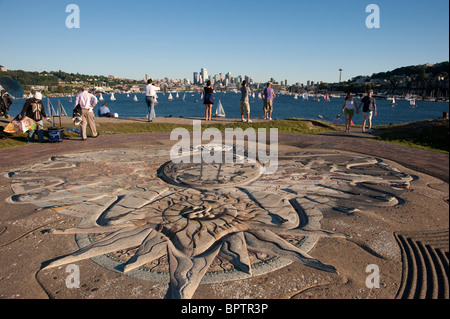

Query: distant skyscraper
201 68 208 84
193 72 199 85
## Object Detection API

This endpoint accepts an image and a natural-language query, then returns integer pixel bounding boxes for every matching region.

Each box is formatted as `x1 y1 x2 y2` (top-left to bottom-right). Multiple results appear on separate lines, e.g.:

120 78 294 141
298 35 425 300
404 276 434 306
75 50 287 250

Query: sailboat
390 97 396 107
127 93 130 98
324 93 330 102
133 95 138 102
168 92 173 101
302 93 309 100
294 94 298 100
214 100 226 118
410 99 416 107
182 92 186 101
110 93 116 101
176 92 179 99
99 93 104 101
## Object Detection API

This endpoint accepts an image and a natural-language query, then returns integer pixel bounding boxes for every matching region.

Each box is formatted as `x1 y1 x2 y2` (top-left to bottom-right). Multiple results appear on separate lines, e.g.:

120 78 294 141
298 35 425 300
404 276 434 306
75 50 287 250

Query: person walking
262 83 276 120
203 80 214 121
240 80 252 123
358 89 377 133
341 92 358 132
144 79 160 122
19 92 51 143
75 87 99 141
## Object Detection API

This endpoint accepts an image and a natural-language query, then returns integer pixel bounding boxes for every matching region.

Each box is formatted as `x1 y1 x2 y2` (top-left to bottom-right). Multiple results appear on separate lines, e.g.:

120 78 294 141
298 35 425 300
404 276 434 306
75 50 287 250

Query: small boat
182 93 186 101
390 97 396 106
168 93 173 101
410 99 416 107
302 93 309 100
176 92 179 99
99 93 104 101
133 95 138 102
214 100 226 118
294 94 298 100
110 93 116 101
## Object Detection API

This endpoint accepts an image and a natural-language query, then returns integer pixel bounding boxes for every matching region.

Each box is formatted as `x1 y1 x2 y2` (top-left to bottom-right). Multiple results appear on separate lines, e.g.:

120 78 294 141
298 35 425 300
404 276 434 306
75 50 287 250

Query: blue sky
0 0 448 84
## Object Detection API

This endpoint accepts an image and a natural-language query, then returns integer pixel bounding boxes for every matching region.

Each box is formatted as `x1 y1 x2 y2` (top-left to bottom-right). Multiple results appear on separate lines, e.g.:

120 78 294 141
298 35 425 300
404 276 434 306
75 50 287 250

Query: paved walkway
0 129 448 182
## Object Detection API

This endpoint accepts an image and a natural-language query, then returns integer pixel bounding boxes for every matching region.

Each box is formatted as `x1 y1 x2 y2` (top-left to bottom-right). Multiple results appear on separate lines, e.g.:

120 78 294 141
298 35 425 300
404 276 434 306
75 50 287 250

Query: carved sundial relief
7 148 413 299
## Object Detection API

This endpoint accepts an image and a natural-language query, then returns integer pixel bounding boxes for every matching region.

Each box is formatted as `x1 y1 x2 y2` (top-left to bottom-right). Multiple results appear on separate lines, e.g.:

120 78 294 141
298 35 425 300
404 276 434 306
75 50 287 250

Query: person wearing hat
19 92 51 143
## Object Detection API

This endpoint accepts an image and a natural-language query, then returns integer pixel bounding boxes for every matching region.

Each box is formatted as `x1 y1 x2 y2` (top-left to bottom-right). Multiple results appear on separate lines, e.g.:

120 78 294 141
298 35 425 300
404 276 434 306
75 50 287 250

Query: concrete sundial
6 147 412 299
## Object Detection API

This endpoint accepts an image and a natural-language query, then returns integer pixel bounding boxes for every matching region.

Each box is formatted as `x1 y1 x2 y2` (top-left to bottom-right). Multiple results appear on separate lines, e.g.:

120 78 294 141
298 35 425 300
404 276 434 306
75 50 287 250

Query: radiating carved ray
244 229 337 274
124 231 169 273
43 227 153 270
168 242 222 299
220 232 252 275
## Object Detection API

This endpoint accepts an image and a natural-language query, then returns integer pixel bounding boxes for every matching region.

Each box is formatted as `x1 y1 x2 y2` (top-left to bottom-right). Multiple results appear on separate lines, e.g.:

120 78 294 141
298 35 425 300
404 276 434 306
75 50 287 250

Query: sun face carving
7 148 412 299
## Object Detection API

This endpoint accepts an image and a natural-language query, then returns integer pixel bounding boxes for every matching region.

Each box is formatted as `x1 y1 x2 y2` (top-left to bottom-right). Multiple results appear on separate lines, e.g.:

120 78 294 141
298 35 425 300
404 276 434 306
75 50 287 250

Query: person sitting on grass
98 103 114 118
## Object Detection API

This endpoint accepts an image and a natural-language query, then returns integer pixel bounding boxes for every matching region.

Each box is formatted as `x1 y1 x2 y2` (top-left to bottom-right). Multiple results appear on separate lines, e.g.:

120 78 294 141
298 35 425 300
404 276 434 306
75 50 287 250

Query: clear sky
0 0 448 84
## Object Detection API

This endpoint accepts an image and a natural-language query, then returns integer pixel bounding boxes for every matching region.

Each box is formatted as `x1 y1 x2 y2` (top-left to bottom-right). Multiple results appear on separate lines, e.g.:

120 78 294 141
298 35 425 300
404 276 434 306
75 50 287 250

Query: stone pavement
0 129 447 183
0 123 448 301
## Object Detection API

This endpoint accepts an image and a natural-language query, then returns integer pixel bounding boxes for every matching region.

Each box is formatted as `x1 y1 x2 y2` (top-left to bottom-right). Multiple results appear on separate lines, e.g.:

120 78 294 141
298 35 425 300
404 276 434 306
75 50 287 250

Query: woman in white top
341 92 358 132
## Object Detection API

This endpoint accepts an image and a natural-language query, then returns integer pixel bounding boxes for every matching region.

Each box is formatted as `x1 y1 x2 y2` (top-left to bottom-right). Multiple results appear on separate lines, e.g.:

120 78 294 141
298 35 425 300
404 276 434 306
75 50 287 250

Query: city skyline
0 0 448 84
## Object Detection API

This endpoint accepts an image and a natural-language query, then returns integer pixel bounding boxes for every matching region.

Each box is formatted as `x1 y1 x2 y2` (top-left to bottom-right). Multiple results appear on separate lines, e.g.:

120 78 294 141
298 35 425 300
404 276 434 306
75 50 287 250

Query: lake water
8 92 449 126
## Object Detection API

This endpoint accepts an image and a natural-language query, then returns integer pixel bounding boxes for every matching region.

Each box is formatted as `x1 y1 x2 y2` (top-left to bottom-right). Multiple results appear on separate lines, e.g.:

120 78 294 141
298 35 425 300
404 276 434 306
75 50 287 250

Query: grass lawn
1 118 448 154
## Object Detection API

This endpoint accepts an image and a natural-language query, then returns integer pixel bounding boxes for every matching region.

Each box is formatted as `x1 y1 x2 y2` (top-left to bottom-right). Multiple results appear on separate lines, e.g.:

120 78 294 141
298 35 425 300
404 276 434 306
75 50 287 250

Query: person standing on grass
341 92 358 132
144 79 160 122
75 87 99 141
262 82 276 120
358 89 377 133
240 80 252 123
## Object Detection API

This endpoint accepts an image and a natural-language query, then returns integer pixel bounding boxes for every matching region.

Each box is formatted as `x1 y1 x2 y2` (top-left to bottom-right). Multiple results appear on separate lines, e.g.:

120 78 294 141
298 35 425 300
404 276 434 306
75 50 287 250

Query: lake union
9 92 449 126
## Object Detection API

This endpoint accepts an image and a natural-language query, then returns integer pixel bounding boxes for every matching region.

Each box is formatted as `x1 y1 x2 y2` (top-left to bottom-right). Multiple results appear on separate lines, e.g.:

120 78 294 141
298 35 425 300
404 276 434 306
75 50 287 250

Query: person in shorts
341 92 358 132
240 80 252 123
358 90 377 133
263 82 276 120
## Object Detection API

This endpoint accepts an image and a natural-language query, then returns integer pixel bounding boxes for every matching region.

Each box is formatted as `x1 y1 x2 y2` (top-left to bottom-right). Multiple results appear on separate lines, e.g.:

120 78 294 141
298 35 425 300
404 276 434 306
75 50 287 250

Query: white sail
410 99 416 107
168 93 173 101
302 93 309 100
182 93 186 101
294 94 298 100
110 93 116 101
176 92 179 99
99 93 104 101
214 100 226 117
133 95 138 102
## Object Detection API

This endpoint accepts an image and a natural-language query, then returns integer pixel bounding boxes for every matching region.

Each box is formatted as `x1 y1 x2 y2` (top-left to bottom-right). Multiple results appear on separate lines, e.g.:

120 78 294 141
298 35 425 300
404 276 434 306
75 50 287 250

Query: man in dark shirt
358 90 377 133
20 92 51 143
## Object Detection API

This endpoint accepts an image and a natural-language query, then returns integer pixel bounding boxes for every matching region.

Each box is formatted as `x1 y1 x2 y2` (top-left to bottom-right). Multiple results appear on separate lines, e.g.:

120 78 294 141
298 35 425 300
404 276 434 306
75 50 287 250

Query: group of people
144 78 278 123
4 80 381 144
341 90 377 133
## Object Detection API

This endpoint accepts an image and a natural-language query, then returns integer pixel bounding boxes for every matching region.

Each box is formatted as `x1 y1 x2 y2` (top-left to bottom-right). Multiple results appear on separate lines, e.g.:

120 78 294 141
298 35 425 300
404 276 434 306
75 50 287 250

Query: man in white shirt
75 87 99 140
144 79 160 122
